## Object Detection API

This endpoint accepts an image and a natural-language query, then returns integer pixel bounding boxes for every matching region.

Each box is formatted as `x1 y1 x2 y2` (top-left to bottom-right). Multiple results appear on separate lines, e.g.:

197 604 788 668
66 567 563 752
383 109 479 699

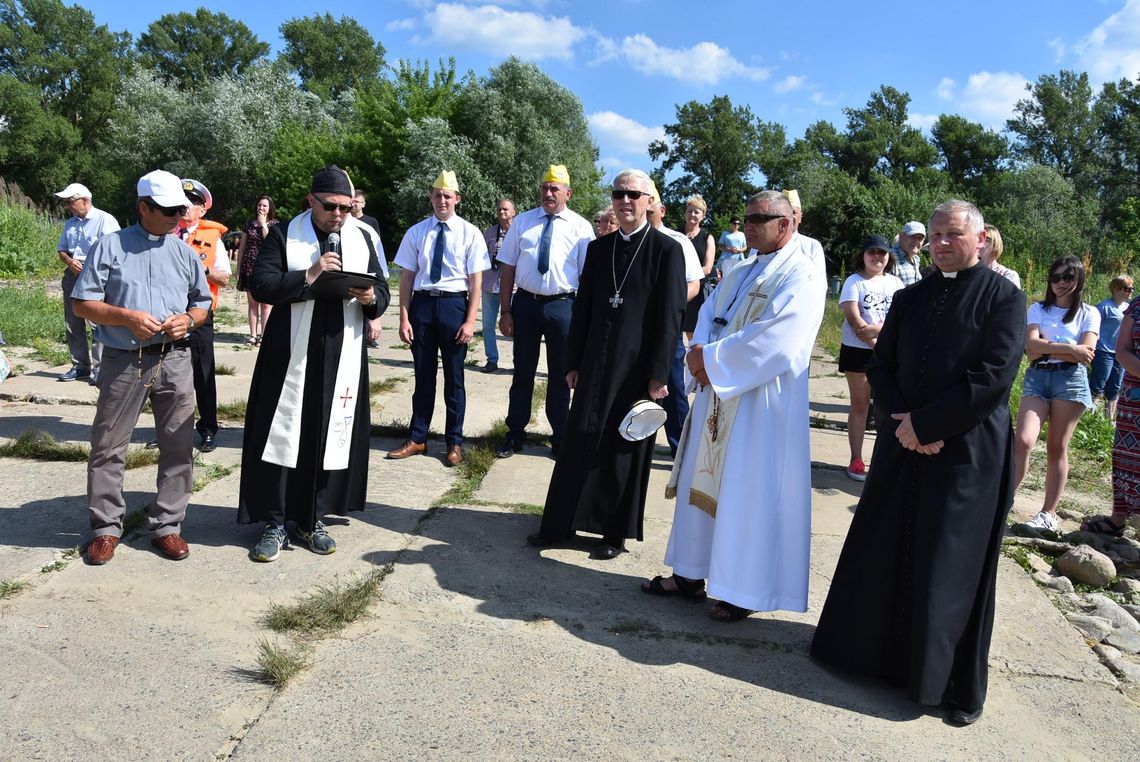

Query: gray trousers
62 269 103 373
88 346 195 538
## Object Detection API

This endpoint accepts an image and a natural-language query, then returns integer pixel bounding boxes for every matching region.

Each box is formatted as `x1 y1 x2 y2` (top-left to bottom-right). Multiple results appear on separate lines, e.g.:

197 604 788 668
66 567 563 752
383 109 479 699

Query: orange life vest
186 219 229 311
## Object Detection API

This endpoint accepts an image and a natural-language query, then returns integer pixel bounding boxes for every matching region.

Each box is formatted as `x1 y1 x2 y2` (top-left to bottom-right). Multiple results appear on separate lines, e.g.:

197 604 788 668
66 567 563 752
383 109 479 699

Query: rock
1058 508 1086 522
1026 553 1054 575
1094 643 1123 661
1086 594 1140 633
1033 570 1074 593
1064 530 1108 550
1055 545 1117 587
1123 568 1140 581
1065 613 1114 641
1105 630 1140 654
1112 544 1140 563
1061 592 1088 611
1108 657 1140 684
1123 604 1140 623
1113 578 1140 596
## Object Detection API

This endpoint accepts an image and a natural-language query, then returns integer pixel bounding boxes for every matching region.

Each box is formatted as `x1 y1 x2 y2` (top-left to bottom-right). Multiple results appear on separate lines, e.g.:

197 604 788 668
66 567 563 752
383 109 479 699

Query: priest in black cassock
527 168 686 560
811 200 1026 725
238 166 390 562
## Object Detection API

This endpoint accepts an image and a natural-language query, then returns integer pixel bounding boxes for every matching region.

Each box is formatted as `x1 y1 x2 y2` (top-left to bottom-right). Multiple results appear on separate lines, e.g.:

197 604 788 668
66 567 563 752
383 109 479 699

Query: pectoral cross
609 293 624 308
340 387 353 408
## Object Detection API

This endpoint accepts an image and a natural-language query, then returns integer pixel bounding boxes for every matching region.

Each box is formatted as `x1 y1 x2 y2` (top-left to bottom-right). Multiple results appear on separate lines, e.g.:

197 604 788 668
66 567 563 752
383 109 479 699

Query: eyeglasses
742 213 786 225
143 199 188 217
611 189 651 201
314 196 353 214
1120 286 1135 293
1049 272 1076 284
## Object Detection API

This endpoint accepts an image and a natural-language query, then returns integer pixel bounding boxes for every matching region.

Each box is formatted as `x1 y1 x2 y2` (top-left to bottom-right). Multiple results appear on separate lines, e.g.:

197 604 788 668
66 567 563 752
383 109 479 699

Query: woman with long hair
235 195 278 345
1014 255 1100 531
980 224 1021 289
681 195 716 341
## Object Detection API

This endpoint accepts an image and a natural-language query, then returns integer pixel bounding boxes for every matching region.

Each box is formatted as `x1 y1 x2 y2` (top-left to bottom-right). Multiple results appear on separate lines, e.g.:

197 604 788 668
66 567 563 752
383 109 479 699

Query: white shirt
839 272 905 349
395 214 490 293
789 232 827 282
58 207 120 262
496 205 594 295
1027 302 1100 360
659 226 703 283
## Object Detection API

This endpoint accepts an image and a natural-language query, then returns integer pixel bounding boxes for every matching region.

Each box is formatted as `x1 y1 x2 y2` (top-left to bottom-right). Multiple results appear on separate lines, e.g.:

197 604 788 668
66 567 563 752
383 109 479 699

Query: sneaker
847 459 867 481
291 520 336 555
252 523 289 562
57 367 90 382
1025 511 1059 532
89 371 100 387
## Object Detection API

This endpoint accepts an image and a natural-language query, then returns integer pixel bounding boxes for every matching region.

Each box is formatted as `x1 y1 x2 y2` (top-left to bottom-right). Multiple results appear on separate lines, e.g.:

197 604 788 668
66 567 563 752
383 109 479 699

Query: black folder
307 270 380 300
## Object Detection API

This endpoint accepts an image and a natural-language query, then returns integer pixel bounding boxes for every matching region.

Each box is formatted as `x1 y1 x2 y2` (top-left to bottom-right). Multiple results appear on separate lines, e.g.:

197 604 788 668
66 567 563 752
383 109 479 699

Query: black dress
537 226 686 540
683 228 713 332
237 220 391 530
811 263 1026 713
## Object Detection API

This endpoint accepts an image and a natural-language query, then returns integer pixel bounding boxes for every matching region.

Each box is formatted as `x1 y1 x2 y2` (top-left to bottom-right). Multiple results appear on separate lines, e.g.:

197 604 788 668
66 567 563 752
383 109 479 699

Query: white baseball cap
54 183 92 200
901 221 926 236
136 170 193 208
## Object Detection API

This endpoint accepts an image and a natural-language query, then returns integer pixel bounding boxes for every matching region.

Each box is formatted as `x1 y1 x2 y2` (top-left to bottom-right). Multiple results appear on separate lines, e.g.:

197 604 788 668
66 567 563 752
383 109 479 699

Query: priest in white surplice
643 190 825 622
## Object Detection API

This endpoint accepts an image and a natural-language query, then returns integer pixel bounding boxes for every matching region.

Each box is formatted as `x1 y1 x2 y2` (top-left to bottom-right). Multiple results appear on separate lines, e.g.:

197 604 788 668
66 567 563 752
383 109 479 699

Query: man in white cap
893 221 927 286
782 189 827 282
177 179 230 453
238 165 390 562
387 170 489 467
495 164 594 459
71 170 211 565
54 182 119 384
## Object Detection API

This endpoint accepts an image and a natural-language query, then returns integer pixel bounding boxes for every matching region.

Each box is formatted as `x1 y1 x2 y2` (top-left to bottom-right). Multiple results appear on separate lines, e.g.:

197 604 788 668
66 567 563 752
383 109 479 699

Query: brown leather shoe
446 444 463 466
387 440 427 459
151 534 190 561
86 535 119 565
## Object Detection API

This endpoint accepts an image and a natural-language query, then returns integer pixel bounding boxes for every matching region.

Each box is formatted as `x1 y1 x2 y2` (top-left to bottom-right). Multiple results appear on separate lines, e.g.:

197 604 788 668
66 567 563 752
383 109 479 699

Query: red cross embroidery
340 387 353 408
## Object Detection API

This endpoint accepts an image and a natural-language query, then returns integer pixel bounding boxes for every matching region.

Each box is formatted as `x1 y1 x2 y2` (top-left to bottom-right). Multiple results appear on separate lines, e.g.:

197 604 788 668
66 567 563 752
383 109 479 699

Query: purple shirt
482 223 509 294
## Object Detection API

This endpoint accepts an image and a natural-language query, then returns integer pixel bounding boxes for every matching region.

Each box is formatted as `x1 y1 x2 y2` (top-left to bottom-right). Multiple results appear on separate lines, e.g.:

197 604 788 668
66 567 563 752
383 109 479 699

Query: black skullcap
310 165 355 196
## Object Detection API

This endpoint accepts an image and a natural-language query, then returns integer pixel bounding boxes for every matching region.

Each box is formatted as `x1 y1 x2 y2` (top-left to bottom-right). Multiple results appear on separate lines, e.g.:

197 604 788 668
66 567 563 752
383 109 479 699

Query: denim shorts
1021 364 1094 410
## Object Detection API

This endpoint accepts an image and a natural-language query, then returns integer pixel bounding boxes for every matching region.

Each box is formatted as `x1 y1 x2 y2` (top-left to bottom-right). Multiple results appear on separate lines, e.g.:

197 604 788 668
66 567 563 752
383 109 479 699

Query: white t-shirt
839 272 905 349
1026 302 1100 362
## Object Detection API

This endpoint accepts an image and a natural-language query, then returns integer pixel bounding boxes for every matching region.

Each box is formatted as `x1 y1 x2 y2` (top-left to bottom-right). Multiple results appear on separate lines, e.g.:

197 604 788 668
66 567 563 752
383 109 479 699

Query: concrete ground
1 288 1137 760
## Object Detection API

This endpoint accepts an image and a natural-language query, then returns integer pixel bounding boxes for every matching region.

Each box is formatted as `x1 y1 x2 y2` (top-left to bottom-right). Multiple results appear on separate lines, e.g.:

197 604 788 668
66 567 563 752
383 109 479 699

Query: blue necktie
537 214 554 275
430 221 447 283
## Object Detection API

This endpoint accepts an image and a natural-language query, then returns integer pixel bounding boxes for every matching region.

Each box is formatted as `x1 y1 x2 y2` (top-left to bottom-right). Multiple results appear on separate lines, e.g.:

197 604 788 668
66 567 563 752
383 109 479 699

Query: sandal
708 601 753 623
640 574 707 601
1081 516 1126 537
245 336 258 346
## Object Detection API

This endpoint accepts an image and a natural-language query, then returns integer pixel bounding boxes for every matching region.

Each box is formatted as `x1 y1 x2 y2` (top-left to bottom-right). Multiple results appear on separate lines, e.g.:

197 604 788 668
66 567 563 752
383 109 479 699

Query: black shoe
549 440 560 458
367 339 380 349
527 532 558 547
590 543 625 560
144 440 159 450
947 706 983 726
496 440 523 458
199 434 216 453
57 367 90 382
89 371 100 386
482 361 498 373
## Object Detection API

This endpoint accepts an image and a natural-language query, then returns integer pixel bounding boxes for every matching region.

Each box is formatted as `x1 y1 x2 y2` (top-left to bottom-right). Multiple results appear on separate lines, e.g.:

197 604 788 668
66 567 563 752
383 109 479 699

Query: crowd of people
47 160 1137 727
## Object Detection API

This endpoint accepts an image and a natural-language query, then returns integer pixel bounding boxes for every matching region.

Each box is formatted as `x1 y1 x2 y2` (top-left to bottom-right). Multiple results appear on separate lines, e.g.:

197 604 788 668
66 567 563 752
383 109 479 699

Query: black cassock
237 222 390 529
811 263 1025 713
537 225 686 541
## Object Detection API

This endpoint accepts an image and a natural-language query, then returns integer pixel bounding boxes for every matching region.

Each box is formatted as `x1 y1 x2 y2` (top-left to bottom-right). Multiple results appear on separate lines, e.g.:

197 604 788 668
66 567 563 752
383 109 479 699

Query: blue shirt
1096 297 1126 352
57 207 120 262
72 225 212 350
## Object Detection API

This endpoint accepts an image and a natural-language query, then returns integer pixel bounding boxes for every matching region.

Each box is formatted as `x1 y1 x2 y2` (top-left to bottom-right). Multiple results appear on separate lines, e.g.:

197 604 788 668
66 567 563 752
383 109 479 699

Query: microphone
325 232 341 266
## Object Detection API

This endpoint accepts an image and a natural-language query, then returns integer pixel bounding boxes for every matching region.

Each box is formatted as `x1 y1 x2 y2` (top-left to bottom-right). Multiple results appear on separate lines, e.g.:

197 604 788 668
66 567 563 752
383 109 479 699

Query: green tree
930 114 1009 193
393 117 495 231
279 13 385 99
1096 76 1140 231
649 95 784 224
836 86 937 183
137 9 269 91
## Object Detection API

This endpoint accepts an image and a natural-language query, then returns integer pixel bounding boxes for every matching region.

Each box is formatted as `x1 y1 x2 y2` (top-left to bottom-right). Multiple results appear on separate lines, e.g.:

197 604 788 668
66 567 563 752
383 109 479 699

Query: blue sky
82 0 1140 181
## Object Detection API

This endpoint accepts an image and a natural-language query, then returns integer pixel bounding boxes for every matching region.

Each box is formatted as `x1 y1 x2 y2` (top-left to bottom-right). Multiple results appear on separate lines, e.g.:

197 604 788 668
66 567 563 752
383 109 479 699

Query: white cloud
936 71 1029 127
810 90 839 107
1047 37 1066 64
1072 0 1140 84
907 113 939 131
588 111 666 156
386 18 416 32
774 75 807 94
417 3 586 61
618 34 770 85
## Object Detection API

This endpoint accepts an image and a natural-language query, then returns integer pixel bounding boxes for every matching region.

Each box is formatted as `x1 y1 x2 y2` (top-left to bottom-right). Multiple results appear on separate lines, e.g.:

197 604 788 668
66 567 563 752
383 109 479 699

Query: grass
253 638 309 689
217 398 248 421
40 546 80 574
213 305 240 326
0 284 65 346
436 443 497 505
0 429 88 461
31 337 69 367
124 446 160 469
192 462 234 492
0 197 61 278
261 568 388 637
0 579 30 599
121 505 150 537
216 363 237 376
389 342 411 351
816 295 843 359
369 377 403 396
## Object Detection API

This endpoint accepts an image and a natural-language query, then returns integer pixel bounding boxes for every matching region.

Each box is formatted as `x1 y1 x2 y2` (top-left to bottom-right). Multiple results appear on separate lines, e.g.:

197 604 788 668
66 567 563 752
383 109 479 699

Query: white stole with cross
262 211 370 471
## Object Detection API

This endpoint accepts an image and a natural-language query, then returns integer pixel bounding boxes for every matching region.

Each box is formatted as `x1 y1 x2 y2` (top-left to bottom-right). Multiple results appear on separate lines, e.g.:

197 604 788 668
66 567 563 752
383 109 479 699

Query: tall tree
279 13 385 99
930 114 1009 193
837 86 937 183
649 95 784 222
1096 76 1140 230
137 9 269 91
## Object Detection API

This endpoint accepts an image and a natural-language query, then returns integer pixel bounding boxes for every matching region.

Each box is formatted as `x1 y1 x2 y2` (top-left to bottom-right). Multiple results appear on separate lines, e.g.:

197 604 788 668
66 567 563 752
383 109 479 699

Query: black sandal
1081 516 1126 537
709 600 753 622
640 574 707 601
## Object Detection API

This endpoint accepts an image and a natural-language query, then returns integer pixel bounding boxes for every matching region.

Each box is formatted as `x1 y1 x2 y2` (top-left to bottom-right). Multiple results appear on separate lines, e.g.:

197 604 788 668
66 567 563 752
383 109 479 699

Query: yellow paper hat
542 164 570 185
432 170 459 192
782 189 801 209
647 179 661 204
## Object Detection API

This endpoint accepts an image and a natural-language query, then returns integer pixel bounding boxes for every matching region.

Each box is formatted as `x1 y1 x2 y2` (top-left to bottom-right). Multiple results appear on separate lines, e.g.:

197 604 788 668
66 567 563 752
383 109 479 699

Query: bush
0 284 64 345
0 192 62 278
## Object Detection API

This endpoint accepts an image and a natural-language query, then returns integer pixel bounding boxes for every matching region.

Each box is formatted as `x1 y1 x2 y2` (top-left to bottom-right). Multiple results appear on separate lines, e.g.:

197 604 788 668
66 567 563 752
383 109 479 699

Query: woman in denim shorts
1013 255 1101 533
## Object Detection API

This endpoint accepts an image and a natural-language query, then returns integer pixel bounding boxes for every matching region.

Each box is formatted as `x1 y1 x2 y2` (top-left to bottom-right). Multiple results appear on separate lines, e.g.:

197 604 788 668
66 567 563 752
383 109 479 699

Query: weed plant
0 579 30 599
215 363 236 376
254 639 309 689
0 429 88 461
0 285 65 345
261 570 386 637
0 199 61 278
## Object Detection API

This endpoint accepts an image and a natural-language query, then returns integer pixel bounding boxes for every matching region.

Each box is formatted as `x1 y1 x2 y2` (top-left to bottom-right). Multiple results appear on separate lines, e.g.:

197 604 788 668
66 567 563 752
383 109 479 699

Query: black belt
139 340 191 355
1030 360 1077 371
519 289 574 303
414 289 467 298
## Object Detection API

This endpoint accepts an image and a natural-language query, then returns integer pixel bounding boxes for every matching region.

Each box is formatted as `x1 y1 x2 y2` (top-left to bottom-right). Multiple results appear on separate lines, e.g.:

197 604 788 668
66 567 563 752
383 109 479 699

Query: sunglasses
742 213 786 225
314 196 354 214
611 189 651 201
143 199 188 217
1049 272 1077 284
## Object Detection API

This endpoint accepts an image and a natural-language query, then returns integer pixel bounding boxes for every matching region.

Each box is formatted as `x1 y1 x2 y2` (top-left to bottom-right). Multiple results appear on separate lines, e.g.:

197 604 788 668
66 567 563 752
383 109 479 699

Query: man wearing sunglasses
495 165 595 459
71 170 212 565
238 165 390 562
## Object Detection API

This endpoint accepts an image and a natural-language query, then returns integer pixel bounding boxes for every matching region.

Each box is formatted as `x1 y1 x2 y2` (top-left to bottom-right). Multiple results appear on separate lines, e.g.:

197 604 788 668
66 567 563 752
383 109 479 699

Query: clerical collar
619 221 649 242
938 261 984 280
